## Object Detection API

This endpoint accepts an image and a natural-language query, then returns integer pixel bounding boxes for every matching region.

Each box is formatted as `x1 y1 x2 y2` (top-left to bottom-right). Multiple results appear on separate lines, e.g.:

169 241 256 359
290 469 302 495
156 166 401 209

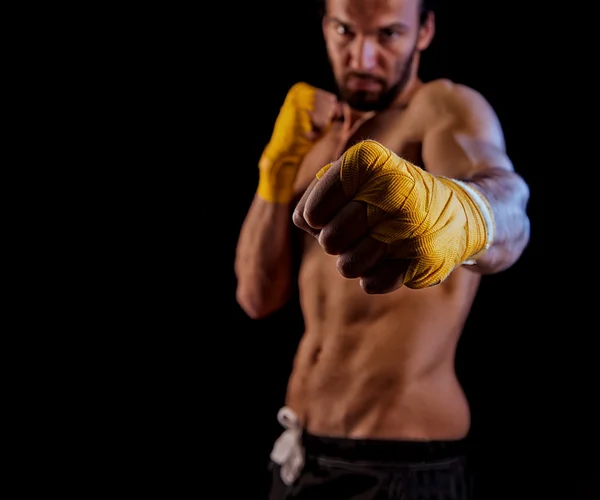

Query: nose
350 36 378 72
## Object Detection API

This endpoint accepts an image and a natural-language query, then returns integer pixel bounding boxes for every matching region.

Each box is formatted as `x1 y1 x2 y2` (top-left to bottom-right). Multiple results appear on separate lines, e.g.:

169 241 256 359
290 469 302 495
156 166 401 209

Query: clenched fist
257 82 340 204
293 140 495 293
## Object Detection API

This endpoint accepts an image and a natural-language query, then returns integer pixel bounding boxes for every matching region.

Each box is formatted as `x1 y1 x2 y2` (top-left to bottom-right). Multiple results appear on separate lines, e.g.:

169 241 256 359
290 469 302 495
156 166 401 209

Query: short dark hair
317 0 435 26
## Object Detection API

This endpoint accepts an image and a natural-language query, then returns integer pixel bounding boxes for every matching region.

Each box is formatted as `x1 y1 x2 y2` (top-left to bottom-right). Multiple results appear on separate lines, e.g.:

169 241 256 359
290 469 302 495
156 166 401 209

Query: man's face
322 0 434 111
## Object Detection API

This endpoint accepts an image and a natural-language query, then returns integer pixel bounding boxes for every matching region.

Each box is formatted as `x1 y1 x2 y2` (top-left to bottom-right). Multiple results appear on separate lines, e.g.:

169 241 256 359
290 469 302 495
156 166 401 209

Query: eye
379 28 401 40
335 23 352 36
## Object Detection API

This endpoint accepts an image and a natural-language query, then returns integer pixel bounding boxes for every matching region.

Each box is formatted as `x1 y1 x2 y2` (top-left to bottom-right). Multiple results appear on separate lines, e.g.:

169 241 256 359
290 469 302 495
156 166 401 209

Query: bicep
421 85 513 180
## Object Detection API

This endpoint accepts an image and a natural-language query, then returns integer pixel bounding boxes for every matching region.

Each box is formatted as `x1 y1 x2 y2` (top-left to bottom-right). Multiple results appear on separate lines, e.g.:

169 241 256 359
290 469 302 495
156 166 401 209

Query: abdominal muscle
284 238 481 441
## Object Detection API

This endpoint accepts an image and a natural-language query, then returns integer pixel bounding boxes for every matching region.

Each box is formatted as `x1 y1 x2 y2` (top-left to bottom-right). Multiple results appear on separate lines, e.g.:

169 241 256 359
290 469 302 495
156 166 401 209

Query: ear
416 11 435 51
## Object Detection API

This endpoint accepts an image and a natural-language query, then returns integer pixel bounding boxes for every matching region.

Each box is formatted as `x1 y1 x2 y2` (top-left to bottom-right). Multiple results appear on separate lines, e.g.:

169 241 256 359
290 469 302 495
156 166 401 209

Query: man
235 0 530 497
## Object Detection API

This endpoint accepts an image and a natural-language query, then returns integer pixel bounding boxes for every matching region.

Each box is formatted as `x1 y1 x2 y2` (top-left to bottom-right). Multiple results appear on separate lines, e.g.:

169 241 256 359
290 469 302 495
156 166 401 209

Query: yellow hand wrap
316 140 495 289
257 82 317 204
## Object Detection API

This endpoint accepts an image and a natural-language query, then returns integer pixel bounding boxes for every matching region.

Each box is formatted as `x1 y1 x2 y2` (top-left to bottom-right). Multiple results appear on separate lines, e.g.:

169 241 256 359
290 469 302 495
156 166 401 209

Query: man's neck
343 77 424 128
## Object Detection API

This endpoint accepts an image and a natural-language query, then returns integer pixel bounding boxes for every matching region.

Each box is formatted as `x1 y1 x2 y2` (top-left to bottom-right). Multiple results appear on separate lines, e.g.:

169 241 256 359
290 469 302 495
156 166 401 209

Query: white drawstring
270 406 305 485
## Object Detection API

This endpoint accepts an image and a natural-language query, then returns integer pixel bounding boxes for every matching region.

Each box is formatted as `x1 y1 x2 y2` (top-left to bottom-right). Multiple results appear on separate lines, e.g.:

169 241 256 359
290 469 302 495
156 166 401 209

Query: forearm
465 167 531 274
235 195 295 319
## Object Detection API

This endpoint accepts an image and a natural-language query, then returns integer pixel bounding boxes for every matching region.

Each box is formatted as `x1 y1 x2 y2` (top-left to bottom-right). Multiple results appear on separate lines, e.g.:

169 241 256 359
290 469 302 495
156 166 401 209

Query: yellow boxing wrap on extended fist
257 82 317 204
316 140 495 289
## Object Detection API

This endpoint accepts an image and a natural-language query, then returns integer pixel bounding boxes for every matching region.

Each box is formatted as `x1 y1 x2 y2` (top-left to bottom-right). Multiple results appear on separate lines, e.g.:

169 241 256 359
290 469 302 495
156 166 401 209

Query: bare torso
285 81 481 440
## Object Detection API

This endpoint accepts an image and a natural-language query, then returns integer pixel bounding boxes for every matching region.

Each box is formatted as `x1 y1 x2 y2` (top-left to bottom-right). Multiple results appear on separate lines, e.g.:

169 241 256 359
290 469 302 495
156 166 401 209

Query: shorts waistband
302 431 468 464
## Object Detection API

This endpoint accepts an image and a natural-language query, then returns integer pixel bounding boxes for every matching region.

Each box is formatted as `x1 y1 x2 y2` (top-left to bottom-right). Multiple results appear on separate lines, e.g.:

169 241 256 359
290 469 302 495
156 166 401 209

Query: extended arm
420 82 531 274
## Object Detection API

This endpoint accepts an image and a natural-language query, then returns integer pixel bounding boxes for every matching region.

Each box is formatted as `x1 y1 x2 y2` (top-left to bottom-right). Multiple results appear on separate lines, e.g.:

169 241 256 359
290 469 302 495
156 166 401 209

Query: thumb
333 101 344 121
305 100 342 140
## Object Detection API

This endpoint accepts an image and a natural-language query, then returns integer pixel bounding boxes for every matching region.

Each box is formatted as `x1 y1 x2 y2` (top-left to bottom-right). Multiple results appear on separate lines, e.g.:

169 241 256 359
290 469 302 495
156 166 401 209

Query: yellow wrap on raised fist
257 82 317 204
317 140 495 289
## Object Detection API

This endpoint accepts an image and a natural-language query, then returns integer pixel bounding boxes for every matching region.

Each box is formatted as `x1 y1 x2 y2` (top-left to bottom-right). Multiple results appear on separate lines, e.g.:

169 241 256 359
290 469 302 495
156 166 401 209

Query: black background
111 1 598 498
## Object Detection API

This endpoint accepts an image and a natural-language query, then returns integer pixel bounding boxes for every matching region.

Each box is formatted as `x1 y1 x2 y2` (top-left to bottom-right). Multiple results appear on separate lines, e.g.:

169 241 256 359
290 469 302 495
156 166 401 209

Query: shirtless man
235 0 531 498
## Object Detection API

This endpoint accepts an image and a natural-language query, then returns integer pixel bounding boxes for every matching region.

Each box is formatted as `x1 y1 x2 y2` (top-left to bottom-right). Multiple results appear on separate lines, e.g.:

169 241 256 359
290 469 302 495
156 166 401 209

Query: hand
305 86 341 140
293 140 494 293
257 83 340 204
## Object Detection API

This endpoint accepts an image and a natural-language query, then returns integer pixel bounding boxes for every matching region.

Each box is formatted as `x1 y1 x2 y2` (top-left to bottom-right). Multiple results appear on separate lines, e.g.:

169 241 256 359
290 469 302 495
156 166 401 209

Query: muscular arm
419 81 531 274
235 83 340 317
235 197 295 319
235 167 317 318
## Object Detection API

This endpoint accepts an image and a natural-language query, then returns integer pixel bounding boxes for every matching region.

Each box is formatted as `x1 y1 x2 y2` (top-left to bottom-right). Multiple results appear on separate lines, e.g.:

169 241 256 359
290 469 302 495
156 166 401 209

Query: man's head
319 0 435 111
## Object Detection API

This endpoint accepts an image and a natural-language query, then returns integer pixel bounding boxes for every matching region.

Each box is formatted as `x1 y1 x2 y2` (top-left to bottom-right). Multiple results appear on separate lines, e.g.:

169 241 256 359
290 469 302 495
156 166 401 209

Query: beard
338 44 418 112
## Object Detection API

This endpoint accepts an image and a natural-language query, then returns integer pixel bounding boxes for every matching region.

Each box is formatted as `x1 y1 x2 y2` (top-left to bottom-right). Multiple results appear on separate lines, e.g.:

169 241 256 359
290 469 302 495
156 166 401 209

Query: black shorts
268 432 472 499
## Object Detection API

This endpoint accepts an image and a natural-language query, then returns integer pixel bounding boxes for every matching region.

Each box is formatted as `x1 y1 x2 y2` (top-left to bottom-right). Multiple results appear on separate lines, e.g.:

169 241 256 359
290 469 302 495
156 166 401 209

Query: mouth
346 76 383 92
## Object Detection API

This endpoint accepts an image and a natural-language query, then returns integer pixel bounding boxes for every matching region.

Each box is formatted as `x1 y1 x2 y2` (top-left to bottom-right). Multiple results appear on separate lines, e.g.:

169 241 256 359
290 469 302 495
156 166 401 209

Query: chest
294 110 423 193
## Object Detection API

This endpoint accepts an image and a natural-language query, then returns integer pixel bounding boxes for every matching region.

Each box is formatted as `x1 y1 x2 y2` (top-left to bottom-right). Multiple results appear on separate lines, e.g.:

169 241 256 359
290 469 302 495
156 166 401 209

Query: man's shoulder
417 77 456 94
412 79 487 109
409 78 498 128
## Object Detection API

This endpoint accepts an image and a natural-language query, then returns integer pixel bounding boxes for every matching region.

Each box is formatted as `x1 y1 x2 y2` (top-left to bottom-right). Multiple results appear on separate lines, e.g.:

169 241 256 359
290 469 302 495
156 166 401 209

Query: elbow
236 289 270 319
236 282 289 320
472 216 531 275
